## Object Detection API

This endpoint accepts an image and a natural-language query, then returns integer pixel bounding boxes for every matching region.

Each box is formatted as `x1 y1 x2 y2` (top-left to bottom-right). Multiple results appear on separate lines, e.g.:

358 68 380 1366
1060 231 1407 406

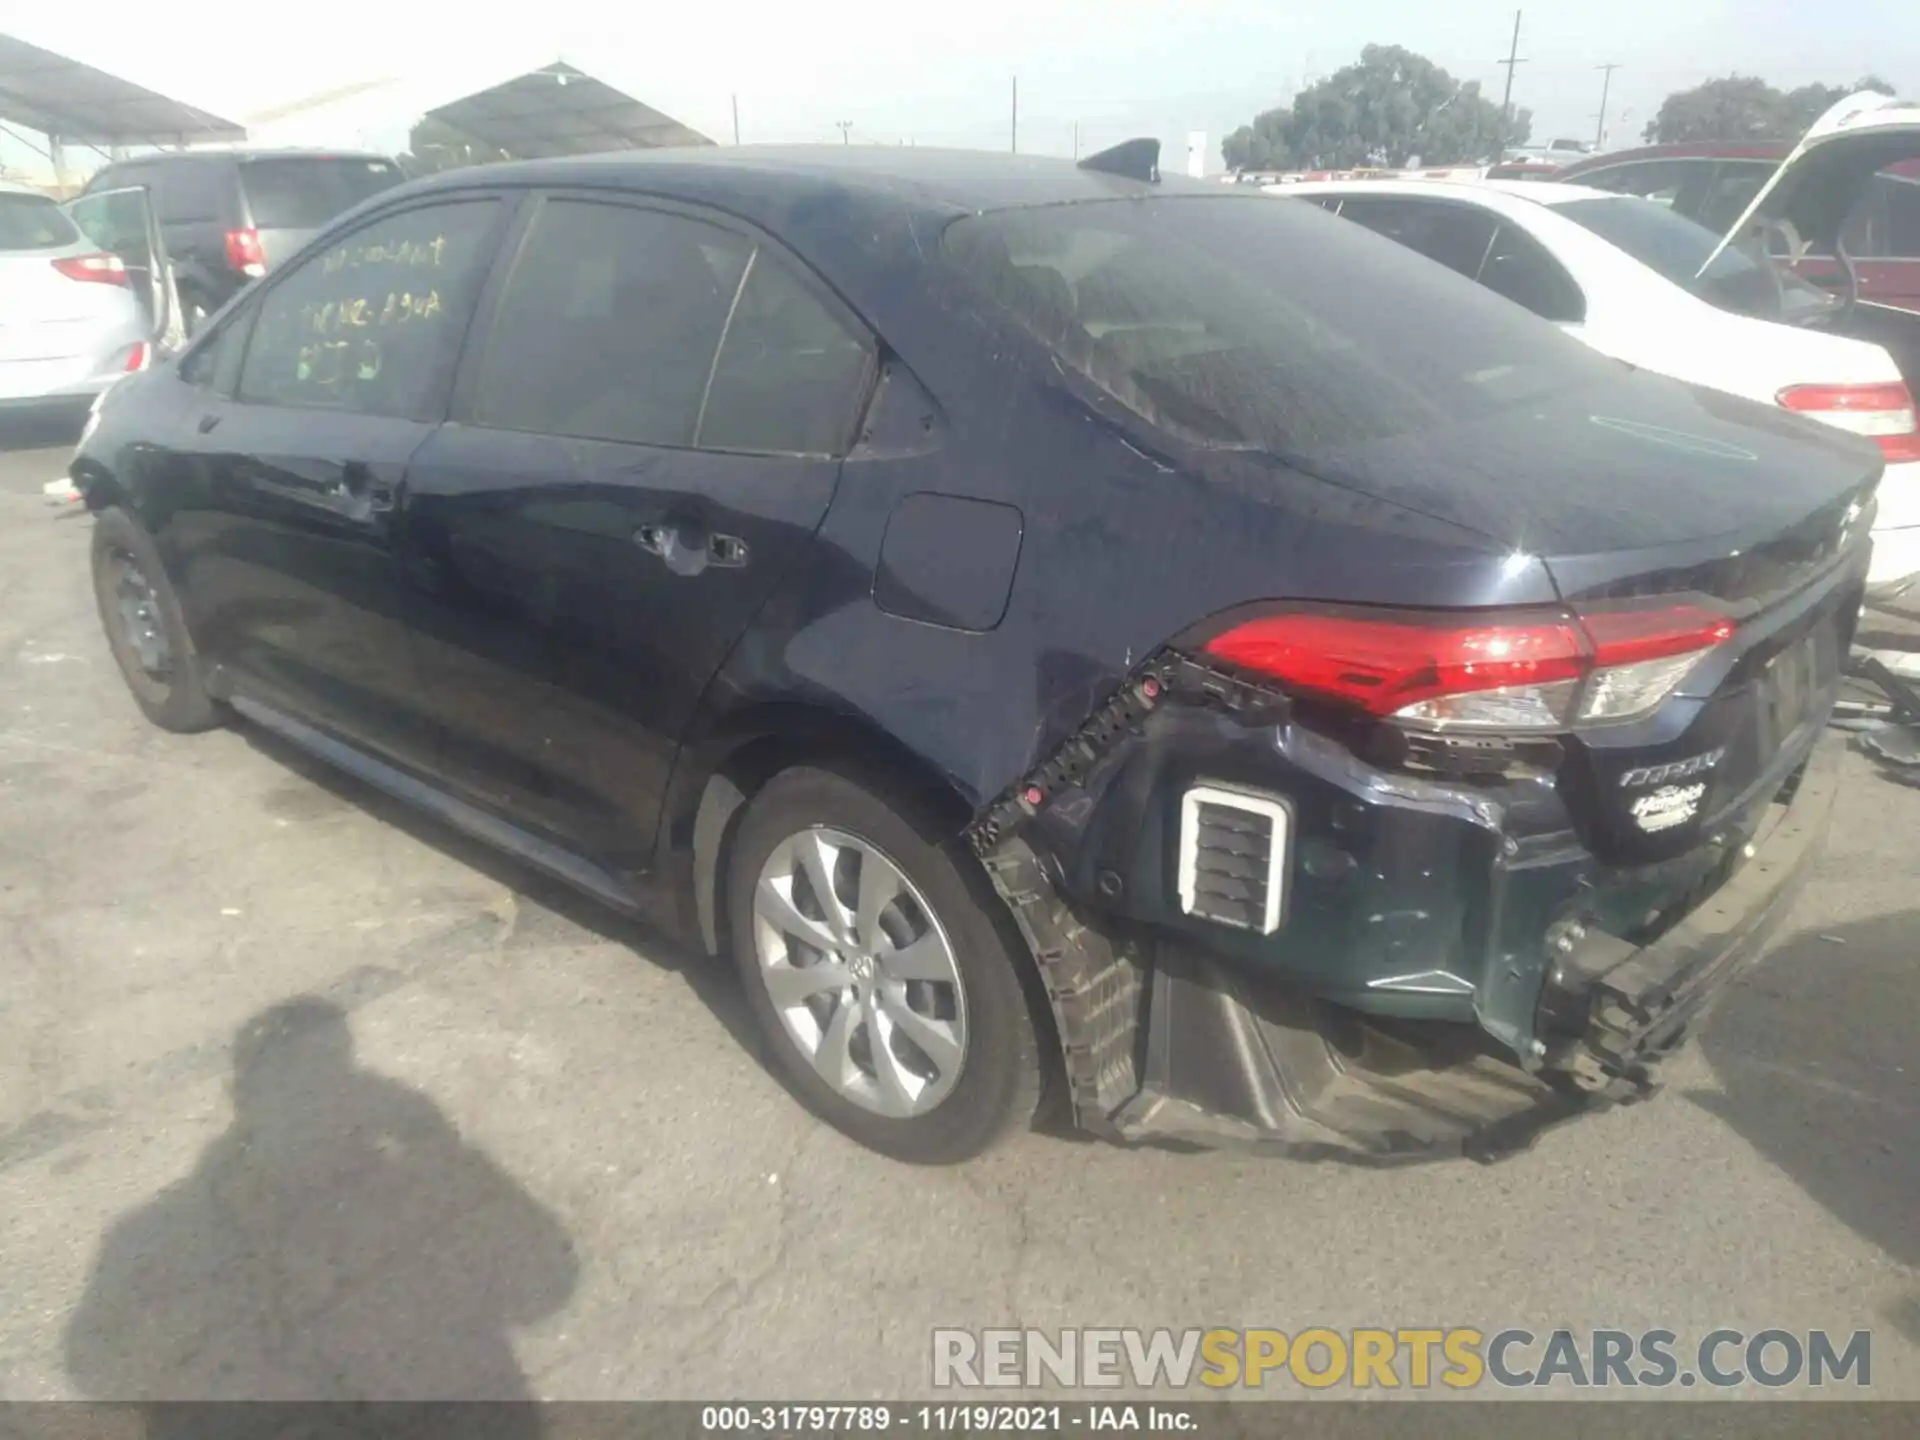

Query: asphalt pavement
1 420 1916 1406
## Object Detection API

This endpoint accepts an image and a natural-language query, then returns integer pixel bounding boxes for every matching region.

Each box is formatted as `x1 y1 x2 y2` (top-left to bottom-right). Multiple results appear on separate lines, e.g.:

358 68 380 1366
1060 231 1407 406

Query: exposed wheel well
683 709 977 958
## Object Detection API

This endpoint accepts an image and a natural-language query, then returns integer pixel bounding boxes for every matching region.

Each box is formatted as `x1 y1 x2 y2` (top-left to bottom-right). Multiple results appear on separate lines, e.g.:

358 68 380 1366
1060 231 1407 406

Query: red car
1554 140 1920 314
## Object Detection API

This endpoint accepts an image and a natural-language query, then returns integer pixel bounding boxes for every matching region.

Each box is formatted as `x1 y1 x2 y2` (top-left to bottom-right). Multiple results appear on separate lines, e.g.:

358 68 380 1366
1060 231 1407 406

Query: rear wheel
90 506 220 733
725 765 1043 1163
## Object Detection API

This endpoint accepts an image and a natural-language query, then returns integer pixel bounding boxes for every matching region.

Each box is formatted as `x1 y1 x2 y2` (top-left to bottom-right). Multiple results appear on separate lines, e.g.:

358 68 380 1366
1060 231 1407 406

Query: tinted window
156 161 226 223
470 200 750 448
240 157 405 229
0 193 80 250
697 254 872 454
1552 194 1834 323
68 190 152 264
1333 198 1498 280
1696 160 1774 234
239 200 499 418
1579 159 1698 203
1884 173 1920 257
1479 223 1585 321
945 197 1622 456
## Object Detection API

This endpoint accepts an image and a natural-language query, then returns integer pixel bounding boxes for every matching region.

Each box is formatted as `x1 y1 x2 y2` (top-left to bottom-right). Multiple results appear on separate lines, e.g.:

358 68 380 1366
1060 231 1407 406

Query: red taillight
1778 381 1920 464
51 253 128 286
124 342 149 373
1201 603 1735 731
225 228 267 277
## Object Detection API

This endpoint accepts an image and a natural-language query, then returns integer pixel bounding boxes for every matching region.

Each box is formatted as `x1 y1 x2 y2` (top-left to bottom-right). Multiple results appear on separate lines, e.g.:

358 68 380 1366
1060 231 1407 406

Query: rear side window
0 193 80 251
239 199 500 419
471 200 750 448
1333 198 1498 280
697 253 873 454
945 197 1621 456
1479 223 1585 322
156 161 227 223
241 157 404 230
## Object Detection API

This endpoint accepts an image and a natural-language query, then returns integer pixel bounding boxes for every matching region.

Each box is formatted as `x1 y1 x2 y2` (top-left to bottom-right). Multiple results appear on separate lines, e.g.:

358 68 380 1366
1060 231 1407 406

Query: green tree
1642 74 1896 143
1222 45 1516 172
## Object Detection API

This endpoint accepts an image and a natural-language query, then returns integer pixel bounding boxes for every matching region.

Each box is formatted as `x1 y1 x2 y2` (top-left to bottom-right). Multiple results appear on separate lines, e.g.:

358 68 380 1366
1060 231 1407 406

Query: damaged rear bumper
978 670 1842 1161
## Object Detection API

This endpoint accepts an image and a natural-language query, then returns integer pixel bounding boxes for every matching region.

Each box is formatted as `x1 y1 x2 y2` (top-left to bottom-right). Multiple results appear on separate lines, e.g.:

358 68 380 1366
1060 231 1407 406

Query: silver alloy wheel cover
752 825 968 1118
112 554 170 679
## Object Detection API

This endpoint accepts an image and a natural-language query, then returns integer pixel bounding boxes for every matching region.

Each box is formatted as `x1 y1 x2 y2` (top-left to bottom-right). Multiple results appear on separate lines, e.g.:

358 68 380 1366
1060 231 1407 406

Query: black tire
725 764 1043 1163
90 506 221 733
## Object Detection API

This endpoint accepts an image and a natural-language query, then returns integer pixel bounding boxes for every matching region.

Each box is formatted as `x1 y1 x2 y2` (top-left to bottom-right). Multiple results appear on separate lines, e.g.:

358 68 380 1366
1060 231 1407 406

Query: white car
0 180 150 418
1273 174 1920 600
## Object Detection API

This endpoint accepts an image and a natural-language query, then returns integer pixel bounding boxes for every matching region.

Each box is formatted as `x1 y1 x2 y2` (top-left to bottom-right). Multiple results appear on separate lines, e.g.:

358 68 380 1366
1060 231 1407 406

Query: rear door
171 193 510 770
404 193 874 874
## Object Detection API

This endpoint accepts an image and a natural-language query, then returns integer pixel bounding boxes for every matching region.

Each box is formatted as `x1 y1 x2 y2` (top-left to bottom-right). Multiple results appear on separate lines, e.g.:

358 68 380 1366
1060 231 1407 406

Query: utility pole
836 120 853 146
1594 63 1621 148
1495 10 1525 158
1011 76 1018 153
732 94 741 145
1073 120 1079 158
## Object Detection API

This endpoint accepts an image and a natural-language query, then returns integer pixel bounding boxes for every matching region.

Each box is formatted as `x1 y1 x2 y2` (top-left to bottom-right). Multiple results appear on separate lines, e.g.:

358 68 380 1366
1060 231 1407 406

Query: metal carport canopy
0 33 243 144
423 62 711 158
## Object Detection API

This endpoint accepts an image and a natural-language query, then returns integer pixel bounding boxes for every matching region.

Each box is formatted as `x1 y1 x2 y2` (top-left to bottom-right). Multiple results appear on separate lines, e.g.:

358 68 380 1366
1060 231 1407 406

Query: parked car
1555 135 1920 314
71 143 1873 1164
1277 176 1920 601
0 180 151 418
79 149 404 333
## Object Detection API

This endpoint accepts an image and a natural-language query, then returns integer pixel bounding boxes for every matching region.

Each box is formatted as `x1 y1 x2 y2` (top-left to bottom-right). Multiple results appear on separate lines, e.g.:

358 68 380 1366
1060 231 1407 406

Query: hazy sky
7 1 1916 173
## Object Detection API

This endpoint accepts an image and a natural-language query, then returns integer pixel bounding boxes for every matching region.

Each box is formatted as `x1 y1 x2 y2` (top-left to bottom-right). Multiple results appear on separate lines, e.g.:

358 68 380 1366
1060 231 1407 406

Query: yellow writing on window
321 234 448 275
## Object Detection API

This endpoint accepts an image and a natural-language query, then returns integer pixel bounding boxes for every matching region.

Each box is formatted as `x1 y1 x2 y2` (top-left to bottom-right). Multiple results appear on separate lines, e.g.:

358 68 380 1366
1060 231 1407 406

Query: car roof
0 178 54 197
1555 141 1791 175
400 144 1215 220
1273 177 1619 208
101 147 396 166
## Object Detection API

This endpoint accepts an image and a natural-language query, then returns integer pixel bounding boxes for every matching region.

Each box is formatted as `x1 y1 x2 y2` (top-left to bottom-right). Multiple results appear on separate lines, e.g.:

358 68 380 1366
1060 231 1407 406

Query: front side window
239 199 500 419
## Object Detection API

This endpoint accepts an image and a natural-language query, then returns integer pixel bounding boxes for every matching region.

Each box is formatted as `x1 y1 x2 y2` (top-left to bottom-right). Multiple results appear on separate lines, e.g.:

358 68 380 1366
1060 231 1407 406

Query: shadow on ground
63 998 577 1437
1692 909 1920 1338
237 724 766 1064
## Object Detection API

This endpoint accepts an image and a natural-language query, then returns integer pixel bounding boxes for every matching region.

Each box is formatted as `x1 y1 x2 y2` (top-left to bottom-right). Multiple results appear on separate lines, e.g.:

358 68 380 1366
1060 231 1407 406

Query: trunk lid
1283 363 1881 602
1272 369 1876 865
1704 91 1920 276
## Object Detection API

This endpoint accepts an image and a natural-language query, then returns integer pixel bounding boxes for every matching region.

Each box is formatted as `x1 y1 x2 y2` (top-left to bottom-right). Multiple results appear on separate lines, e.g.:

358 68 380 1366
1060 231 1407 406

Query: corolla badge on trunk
1630 781 1708 833
1620 747 1725 788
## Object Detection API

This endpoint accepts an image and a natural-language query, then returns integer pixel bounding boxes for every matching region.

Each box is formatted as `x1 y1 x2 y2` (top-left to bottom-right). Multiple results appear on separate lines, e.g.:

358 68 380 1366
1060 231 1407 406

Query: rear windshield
1551 194 1836 323
240 157 404 229
943 196 1620 455
0 192 81 251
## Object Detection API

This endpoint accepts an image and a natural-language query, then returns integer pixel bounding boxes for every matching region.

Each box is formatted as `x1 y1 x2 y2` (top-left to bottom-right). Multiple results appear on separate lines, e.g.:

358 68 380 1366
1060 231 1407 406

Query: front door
404 195 876 873
168 194 509 771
